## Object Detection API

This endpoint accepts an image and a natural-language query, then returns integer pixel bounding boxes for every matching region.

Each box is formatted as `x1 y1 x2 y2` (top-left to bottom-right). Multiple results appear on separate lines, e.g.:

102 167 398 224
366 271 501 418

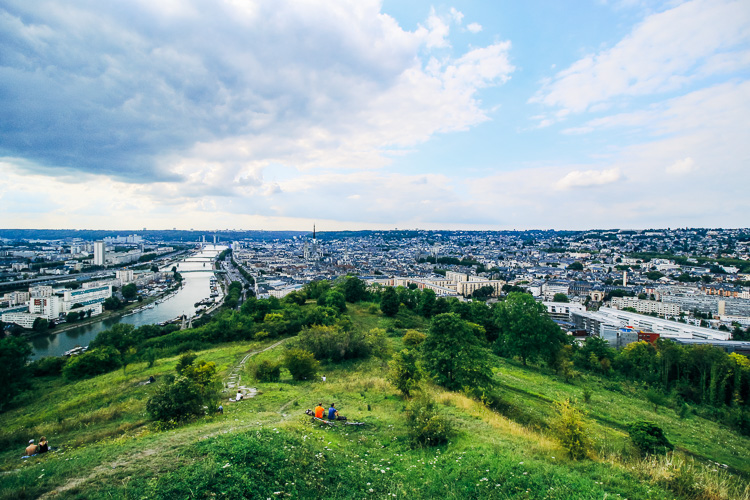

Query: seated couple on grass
314 402 346 421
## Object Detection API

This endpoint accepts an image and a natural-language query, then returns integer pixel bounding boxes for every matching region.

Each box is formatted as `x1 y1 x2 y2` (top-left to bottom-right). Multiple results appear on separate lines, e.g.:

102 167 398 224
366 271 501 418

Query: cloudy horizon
1 0 749 231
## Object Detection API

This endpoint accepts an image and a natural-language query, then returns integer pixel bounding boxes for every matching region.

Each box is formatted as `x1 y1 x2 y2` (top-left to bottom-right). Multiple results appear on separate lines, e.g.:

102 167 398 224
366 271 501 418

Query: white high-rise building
94 241 106 266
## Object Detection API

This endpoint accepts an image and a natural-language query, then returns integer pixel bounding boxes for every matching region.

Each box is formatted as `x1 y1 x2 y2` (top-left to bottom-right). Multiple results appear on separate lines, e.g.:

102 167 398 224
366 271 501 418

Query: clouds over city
0 0 748 230
0 1 509 179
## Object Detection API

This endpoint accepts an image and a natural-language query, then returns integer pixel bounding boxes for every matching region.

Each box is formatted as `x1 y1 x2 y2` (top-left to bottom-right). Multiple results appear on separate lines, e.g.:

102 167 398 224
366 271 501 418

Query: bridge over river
179 269 226 273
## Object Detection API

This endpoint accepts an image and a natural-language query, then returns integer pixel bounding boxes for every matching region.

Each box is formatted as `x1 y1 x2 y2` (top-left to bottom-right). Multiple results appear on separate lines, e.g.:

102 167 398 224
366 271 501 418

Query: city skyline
1 0 749 231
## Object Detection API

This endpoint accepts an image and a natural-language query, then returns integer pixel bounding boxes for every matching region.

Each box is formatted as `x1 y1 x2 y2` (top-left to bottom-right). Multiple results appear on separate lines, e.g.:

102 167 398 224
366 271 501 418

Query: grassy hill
1 303 749 499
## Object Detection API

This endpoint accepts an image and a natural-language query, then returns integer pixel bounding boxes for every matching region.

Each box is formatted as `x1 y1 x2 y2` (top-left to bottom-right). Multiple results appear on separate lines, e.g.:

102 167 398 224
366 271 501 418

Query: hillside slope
1 304 749 499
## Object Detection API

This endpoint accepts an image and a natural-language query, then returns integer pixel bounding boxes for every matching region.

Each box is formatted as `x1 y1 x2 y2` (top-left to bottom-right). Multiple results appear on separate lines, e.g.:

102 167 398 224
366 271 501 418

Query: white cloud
467 23 482 34
666 157 696 175
0 1 513 191
531 0 750 117
556 168 623 189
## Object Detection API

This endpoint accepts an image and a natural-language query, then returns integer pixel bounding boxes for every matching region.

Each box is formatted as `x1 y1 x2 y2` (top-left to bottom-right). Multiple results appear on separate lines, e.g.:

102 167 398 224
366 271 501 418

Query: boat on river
63 346 88 356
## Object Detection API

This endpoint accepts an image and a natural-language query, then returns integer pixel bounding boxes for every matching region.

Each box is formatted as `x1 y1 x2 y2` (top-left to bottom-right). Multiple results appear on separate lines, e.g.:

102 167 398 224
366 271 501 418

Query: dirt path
225 339 287 399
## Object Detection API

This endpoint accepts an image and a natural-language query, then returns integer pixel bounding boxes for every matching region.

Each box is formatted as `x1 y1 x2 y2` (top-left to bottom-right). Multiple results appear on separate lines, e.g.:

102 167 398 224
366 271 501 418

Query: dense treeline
569 337 750 432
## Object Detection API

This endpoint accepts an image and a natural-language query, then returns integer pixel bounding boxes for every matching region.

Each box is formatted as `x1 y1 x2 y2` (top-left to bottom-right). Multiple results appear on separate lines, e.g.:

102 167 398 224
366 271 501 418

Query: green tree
388 348 422 397
89 323 136 355
417 288 437 317
0 336 33 411
421 313 494 391
121 283 138 301
380 286 400 317
176 352 198 375
552 293 570 303
302 280 331 300
471 285 495 300
646 271 664 280
337 275 368 303
294 325 386 362
143 347 157 368
283 348 320 381
494 292 567 366
62 346 122 380
66 311 79 323
567 262 584 271
182 360 222 410
325 290 347 313
146 376 205 423
32 317 49 332
403 329 426 347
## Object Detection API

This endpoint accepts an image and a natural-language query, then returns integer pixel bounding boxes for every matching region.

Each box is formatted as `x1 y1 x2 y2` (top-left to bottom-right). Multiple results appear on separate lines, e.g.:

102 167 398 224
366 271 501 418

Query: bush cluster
253 359 281 382
283 348 319 381
62 346 122 380
627 420 673 455
552 400 590 460
405 393 452 447
293 325 387 362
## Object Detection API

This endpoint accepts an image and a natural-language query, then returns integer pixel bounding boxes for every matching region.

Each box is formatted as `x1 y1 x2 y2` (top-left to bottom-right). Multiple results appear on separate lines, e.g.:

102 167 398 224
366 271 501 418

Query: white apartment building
456 279 505 297
93 241 106 266
543 301 585 321
116 269 135 284
30 286 53 297
610 297 681 316
572 307 729 341
0 312 45 329
445 271 468 283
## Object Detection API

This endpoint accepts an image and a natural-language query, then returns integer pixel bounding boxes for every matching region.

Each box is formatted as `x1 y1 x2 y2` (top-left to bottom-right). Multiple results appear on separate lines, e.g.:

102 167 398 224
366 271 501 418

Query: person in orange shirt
314 402 325 419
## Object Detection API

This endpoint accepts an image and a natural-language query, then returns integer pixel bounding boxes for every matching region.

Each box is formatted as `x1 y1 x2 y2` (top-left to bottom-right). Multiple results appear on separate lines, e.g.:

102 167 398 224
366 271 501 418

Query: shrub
405 393 452 447
627 420 673 455
253 359 281 382
644 387 669 412
294 325 386 362
283 348 319 381
552 400 590 460
582 387 592 404
29 356 67 377
175 352 197 375
402 329 426 347
388 348 422 397
146 376 205 422
62 346 121 380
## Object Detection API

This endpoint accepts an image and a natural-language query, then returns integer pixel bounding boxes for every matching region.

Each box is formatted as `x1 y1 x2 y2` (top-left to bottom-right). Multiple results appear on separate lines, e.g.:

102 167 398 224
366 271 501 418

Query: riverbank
22 281 185 342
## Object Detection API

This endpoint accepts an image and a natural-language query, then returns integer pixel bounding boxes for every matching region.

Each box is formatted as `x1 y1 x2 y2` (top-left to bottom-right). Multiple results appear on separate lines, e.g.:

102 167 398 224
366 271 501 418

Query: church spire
313 224 316 240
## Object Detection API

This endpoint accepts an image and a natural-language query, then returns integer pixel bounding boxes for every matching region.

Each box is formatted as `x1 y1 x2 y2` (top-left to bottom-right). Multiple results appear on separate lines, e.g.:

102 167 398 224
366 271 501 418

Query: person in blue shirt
328 403 339 421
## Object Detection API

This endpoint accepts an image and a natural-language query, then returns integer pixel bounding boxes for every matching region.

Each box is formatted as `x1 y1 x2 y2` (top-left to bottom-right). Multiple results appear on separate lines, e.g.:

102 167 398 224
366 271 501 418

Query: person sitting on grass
25 439 37 457
314 402 325 419
38 437 49 454
328 403 345 421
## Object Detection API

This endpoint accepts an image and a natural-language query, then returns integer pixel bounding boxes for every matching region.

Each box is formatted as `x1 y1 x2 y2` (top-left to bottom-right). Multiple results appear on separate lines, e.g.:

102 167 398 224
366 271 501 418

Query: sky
1 0 749 231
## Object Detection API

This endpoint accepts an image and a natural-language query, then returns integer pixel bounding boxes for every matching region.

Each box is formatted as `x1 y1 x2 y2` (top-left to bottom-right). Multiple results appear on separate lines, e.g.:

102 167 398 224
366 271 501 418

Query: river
28 245 227 359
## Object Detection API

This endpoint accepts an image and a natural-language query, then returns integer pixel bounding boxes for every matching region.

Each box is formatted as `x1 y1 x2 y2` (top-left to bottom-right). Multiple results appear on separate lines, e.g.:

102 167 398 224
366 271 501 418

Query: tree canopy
494 292 567 366
0 336 32 411
421 313 494 391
